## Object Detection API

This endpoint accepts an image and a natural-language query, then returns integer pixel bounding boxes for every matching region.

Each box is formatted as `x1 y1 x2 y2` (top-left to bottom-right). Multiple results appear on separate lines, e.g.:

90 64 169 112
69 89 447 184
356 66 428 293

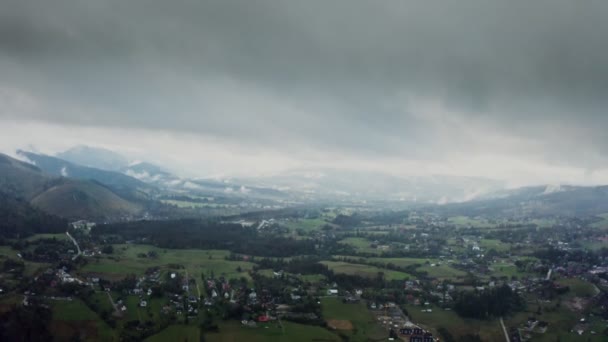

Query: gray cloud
1 0 608 180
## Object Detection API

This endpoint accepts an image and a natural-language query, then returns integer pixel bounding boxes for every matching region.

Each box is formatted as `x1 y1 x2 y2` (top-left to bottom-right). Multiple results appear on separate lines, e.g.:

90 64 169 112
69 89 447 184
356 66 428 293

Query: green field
25 233 69 242
80 245 254 286
416 263 467 280
448 216 496 228
338 237 383 254
53 299 99 320
333 256 466 281
283 218 328 232
556 278 598 298
161 199 234 209
479 239 511 252
590 213 608 228
205 320 340 342
0 245 51 277
320 261 412 281
486 262 531 279
321 297 386 341
257 268 326 284
0 245 18 258
406 304 504 341
51 299 118 341
145 324 200 342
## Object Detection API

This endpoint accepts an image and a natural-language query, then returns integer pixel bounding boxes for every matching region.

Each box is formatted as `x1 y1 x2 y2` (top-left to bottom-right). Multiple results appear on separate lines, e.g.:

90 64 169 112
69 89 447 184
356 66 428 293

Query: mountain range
4 146 608 221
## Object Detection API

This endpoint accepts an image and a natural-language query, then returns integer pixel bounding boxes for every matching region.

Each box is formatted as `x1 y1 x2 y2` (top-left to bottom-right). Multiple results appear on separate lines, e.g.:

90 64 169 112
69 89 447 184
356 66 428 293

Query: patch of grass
52 299 99 321
283 218 328 231
479 239 510 252
80 245 254 284
556 278 598 298
0 245 18 258
333 256 466 281
416 263 466 280
448 216 496 228
320 261 412 281
145 324 200 342
25 233 69 242
338 237 382 255
205 320 340 342
406 304 503 341
321 297 386 341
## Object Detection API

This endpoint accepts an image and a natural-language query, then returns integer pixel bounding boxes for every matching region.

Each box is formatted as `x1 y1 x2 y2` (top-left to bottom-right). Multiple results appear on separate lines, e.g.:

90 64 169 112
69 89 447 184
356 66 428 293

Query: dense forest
453 284 524 319
0 191 67 238
92 219 317 257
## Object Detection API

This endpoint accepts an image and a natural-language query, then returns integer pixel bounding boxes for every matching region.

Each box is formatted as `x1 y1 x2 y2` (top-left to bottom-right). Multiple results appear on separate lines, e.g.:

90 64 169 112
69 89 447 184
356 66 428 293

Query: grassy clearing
257 268 326 284
417 263 466 280
479 239 510 252
530 218 557 228
25 233 69 242
81 245 254 284
487 262 531 279
590 213 608 228
406 304 503 341
448 216 496 228
338 237 382 255
283 218 328 231
51 299 118 341
205 320 340 342
145 324 200 342
0 245 18 258
365 257 432 268
556 278 598 298
52 299 99 320
320 261 412 281
334 256 466 281
321 297 386 341
505 298 593 342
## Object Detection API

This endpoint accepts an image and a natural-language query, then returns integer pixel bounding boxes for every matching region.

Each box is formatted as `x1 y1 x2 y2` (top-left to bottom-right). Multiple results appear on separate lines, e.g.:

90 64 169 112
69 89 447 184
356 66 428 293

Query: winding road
66 231 81 260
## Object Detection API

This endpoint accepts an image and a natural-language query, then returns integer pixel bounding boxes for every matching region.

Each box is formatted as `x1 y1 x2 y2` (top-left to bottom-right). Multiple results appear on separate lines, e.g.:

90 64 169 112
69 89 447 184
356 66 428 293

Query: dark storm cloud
1 0 608 169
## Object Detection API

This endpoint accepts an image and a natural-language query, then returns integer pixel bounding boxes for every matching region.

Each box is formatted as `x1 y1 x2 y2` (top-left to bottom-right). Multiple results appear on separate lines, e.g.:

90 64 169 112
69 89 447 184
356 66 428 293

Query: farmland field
320 261 412 281
145 324 200 342
80 245 254 284
205 320 341 342
321 297 385 341
405 304 504 341
51 299 118 341
338 237 383 254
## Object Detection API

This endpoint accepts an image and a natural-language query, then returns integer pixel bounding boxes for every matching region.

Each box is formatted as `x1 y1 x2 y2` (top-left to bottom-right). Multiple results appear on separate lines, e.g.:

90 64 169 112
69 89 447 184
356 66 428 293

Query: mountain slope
18 150 157 202
56 145 129 171
0 153 51 199
0 153 143 221
30 179 142 221
435 184 608 217
0 191 68 238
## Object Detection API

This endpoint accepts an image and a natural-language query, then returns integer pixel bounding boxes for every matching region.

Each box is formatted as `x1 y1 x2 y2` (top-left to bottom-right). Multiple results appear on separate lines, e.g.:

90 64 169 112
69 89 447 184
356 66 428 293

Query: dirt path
106 291 122 317
66 232 81 260
500 317 510 342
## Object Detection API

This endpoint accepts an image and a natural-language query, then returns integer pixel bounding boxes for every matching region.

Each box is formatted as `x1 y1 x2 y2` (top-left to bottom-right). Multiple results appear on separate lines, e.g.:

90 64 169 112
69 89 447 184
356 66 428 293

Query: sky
1 1 608 186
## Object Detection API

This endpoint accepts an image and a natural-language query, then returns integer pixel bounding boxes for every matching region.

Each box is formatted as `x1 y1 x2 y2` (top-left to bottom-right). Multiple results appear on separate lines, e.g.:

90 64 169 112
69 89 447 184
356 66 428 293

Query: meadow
321 297 386 341
205 320 341 342
405 304 504 341
320 261 413 281
80 244 255 286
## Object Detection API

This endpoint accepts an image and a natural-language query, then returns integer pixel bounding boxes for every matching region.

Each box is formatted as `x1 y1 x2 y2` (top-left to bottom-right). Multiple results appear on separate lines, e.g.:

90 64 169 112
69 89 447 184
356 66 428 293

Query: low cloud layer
1 1 608 185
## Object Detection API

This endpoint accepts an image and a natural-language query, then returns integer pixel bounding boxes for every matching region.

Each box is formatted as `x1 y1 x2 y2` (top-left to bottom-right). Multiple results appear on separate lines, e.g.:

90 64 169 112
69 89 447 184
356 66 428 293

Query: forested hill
0 191 67 239
0 153 143 221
